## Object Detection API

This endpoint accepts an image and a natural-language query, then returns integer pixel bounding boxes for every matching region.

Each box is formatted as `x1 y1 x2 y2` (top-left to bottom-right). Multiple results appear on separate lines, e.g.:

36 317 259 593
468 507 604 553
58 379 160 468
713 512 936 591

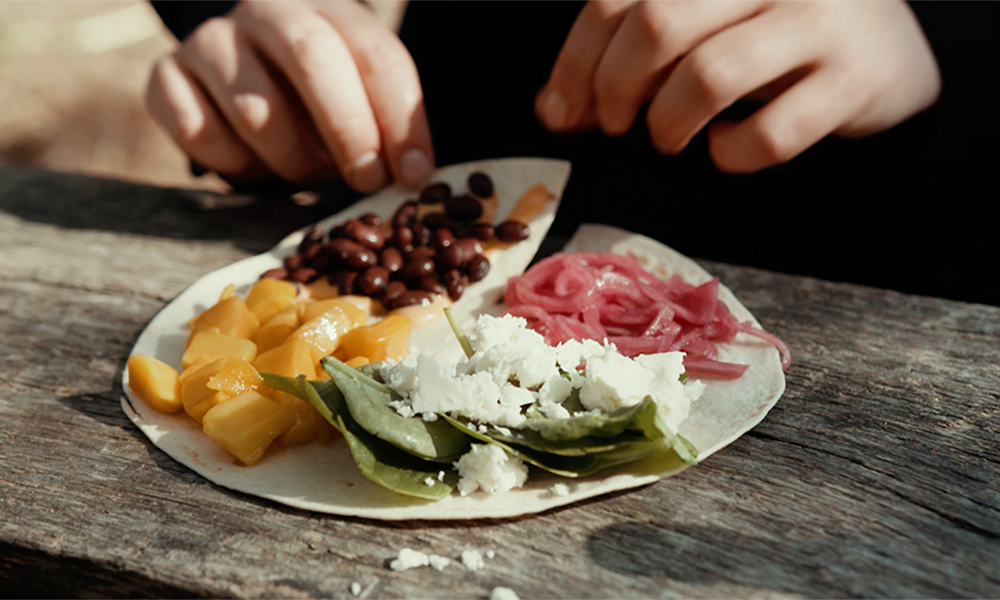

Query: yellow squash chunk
126 355 181 413
180 358 239 423
289 303 367 364
337 315 412 364
187 296 259 347
246 278 298 324
202 390 295 466
344 356 371 369
182 330 257 370
253 337 316 379
298 298 367 324
253 306 301 354
219 283 236 301
269 390 321 447
207 358 264 397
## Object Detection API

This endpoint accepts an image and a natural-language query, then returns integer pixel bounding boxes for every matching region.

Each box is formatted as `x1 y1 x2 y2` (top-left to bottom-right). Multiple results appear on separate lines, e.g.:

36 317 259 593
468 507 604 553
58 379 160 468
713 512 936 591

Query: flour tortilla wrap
122 161 785 520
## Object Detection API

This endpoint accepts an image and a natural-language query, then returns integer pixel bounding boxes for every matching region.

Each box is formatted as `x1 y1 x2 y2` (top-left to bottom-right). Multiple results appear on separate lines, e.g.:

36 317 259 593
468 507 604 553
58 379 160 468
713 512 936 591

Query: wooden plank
1 166 998 598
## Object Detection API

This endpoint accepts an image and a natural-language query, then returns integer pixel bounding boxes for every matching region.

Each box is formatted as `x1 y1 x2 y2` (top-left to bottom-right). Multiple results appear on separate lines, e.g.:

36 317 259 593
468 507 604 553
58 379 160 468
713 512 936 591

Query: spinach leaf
320 357 472 463
262 373 457 500
524 396 664 442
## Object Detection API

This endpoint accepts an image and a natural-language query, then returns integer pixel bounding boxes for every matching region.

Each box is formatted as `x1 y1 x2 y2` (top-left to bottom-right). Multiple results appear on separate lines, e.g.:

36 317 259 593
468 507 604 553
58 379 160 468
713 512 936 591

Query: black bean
337 270 359 296
466 254 490 282
392 200 419 229
346 220 386 251
434 228 455 250
398 250 436 281
380 280 407 307
444 194 483 222
283 255 304 271
347 247 378 270
358 266 389 296
300 240 323 261
412 221 433 247
468 172 493 198
422 212 455 231
392 290 434 308
380 247 403 273
261 268 289 280
328 238 364 265
495 220 530 242
290 267 320 283
389 226 414 250
442 269 468 301
470 223 495 241
420 277 447 296
359 213 382 227
419 182 451 204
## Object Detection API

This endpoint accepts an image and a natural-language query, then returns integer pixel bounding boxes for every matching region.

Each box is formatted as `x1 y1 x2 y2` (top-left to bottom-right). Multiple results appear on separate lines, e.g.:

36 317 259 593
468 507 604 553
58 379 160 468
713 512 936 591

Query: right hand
146 0 435 192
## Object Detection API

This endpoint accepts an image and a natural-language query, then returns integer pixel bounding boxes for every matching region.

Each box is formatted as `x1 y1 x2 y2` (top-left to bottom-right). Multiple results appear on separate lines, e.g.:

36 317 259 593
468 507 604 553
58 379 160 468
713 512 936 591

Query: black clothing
151 1 1000 305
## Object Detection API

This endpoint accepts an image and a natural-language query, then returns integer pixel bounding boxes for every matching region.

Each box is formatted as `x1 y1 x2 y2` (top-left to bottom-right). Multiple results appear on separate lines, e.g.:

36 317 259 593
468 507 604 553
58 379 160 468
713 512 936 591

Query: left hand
535 0 941 173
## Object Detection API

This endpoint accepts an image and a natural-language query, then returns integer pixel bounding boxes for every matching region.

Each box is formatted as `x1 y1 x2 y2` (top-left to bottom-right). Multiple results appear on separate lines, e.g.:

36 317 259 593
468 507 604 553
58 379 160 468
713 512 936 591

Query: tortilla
121 160 785 520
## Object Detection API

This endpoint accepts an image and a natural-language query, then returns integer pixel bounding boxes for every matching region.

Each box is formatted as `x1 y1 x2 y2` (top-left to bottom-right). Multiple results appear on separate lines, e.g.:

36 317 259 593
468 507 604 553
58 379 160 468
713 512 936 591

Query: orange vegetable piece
253 337 316 379
126 355 181 414
182 330 257 370
337 315 412 364
246 278 297 324
253 306 301 354
180 358 235 423
289 302 367 364
202 390 295 466
187 296 259 347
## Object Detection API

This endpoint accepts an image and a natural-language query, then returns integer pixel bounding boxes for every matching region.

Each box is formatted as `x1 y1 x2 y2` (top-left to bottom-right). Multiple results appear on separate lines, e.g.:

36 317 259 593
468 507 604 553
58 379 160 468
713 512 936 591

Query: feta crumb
423 477 435 486
461 549 485 571
490 587 519 600
486 550 495 559
428 554 450 571
550 483 570 497
437 470 445 482
389 548 430 571
350 582 361 596
454 444 528 496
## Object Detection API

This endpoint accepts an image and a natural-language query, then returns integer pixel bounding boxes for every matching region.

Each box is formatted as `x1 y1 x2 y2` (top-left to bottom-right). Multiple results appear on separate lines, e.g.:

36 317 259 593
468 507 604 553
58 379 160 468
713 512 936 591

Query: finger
237 2 388 192
537 0 633 131
146 54 263 177
176 18 337 184
647 8 822 155
321 2 435 189
708 68 856 173
594 0 763 135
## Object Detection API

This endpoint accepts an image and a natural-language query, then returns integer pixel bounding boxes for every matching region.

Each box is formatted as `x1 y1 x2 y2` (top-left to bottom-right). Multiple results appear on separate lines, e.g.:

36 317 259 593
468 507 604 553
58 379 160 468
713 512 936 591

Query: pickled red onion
504 253 791 379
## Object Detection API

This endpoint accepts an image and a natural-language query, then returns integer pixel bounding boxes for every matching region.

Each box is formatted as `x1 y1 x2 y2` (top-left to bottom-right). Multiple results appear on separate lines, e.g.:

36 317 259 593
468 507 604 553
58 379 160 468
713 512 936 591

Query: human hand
146 0 434 192
536 0 941 173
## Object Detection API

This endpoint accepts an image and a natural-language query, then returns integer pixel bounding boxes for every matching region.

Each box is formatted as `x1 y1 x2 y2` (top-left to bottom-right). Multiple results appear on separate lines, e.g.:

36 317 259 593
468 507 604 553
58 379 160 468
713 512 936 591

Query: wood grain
1 166 998 598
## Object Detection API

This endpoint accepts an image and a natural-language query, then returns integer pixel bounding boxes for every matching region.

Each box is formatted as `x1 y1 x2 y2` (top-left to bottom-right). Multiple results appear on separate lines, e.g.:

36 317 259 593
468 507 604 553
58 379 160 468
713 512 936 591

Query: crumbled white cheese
461 549 485 571
453 444 528 496
437 470 445 482
350 582 361 596
490 587 519 600
428 554 450 571
486 549 495 559
550 483 570 497
423 477 435 486
389 548 429 571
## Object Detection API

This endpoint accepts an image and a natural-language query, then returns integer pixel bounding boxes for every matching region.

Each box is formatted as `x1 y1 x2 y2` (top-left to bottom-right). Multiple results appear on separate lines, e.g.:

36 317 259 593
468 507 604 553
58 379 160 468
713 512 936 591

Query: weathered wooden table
1 165 997 599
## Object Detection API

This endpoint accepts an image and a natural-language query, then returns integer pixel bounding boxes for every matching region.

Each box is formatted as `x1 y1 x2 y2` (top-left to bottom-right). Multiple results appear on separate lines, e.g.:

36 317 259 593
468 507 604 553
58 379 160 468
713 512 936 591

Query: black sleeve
150 0 238 41
907 1 1000 157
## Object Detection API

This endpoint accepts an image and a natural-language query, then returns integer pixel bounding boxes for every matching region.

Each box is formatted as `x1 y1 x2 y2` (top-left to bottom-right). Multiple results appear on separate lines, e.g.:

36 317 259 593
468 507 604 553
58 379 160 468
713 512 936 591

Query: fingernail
542 89 568 129
400 148 434 188
232 93 270 131
349 150 387 192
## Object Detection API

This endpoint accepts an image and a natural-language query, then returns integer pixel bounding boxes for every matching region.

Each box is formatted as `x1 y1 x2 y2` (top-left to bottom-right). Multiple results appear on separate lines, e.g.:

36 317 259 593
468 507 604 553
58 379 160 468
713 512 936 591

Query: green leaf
524 396 665 442
320 357 472 462
261 373 458 500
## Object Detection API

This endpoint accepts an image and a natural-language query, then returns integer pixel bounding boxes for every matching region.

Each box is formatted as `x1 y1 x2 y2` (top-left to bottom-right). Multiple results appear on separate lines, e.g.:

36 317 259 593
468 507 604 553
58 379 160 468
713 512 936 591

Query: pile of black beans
261 172 531 309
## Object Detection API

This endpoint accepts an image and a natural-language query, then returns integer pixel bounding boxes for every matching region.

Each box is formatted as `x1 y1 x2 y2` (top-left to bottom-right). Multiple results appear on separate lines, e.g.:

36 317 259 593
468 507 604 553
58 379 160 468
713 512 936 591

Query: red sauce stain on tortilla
340 480 355 488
